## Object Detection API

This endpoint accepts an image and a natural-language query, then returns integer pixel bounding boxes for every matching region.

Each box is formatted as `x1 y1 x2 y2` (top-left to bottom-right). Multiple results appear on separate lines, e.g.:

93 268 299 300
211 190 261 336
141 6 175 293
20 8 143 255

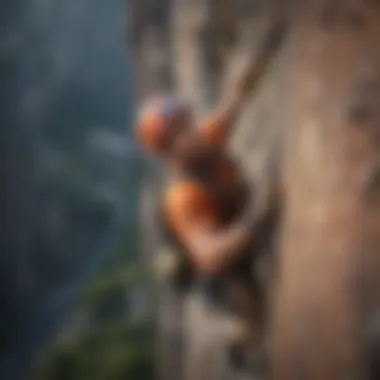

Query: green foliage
33 218 154 380
80 264 142 307
34 323 154 380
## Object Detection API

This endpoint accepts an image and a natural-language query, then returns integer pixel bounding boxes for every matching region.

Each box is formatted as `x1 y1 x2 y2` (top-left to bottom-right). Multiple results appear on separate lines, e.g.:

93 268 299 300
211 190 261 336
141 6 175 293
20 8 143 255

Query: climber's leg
224 271 268 372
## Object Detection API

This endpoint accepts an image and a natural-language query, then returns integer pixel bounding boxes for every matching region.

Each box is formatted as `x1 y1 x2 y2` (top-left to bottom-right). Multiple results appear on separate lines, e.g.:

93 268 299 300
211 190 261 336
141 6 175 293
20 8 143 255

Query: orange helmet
136 96 189 154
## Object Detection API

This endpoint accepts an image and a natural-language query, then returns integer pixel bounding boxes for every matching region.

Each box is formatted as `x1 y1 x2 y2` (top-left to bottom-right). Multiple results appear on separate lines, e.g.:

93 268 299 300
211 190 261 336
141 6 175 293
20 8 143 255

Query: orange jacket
163 113 244 270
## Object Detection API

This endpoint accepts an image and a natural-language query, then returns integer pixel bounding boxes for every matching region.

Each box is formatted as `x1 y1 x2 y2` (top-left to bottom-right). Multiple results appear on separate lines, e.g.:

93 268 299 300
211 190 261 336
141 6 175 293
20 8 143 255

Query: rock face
272 3 380 380
129 1 288 379
129 1 380 380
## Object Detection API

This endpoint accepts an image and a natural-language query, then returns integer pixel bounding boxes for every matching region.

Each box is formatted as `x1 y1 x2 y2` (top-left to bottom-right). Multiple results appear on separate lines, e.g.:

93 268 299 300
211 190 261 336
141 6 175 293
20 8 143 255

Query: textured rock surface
272 2 380 380
129 1 380 380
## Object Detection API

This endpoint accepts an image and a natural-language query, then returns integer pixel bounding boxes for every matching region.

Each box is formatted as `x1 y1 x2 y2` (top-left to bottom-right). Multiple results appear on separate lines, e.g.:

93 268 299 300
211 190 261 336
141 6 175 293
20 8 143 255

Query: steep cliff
272 3 380 380
130 1 380 380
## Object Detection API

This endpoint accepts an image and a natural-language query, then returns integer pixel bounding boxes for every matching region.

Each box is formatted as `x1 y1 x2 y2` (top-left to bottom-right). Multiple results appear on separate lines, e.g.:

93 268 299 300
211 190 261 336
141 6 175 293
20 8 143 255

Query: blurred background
5 1 380 380
1 1 154 379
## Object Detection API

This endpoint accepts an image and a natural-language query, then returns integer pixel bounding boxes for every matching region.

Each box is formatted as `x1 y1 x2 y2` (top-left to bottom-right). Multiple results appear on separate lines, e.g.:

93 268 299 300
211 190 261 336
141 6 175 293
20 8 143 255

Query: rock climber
135 39 281 271
136 25 284 370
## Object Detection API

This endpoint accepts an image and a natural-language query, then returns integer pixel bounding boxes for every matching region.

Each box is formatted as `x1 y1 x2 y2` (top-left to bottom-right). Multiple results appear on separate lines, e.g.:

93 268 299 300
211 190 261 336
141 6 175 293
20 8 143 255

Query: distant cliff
0 1 137 379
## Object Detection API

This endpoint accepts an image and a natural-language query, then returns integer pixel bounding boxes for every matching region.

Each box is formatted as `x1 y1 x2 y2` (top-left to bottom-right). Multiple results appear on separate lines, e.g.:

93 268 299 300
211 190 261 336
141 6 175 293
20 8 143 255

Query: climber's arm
201 63 262 147
201 20 286 147
164 184 261 275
